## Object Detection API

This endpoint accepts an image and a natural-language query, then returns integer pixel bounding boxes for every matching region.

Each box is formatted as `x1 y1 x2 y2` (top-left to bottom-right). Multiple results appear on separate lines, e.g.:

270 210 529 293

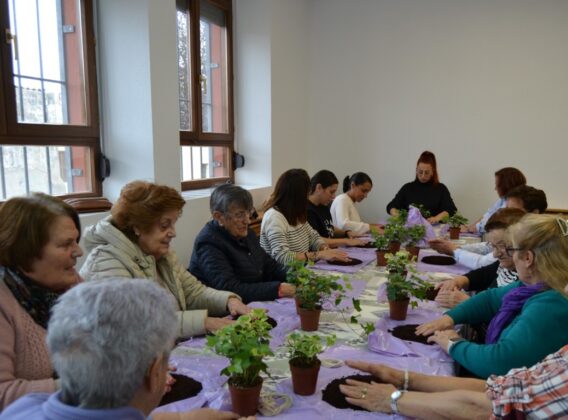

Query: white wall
306 0 568 223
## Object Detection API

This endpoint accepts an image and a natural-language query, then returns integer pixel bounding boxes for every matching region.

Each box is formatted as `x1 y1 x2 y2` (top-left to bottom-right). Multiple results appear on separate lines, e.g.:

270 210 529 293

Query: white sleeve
331 197 369 235
454 248 497 269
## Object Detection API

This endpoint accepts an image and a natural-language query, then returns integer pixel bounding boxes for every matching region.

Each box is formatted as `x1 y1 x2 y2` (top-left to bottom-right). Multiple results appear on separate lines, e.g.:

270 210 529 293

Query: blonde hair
509 214 568 295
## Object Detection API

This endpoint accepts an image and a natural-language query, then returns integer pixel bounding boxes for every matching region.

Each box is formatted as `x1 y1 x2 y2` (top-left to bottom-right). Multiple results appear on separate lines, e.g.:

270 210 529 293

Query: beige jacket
80 216 238 337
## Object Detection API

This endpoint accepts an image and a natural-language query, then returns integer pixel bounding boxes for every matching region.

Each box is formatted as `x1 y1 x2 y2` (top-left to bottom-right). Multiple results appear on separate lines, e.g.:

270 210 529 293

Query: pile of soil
389 324 434 345
425 286 439 301
328 258 362 266
421 255 456 265
158 374 203 406
356 243 376 249
321 374 381 411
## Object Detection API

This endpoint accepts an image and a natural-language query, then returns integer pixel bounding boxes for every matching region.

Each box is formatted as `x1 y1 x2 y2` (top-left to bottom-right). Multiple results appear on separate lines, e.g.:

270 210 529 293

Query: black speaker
232 151 245 169
98 154 111 180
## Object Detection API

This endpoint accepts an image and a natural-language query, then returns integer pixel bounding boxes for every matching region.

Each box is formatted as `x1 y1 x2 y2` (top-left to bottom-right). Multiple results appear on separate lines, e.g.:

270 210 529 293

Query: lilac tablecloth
416 249 471 275
311 247 376 274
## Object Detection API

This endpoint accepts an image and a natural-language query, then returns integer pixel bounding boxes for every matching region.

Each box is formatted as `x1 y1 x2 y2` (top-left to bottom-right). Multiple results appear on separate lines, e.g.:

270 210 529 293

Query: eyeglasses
505 247 524 257
225 210 254 221
487 242 508 254
416 169 432 176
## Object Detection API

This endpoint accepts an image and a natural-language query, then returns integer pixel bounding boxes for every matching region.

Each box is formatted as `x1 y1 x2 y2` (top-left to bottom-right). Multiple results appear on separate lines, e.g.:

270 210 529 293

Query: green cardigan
446 281 568 378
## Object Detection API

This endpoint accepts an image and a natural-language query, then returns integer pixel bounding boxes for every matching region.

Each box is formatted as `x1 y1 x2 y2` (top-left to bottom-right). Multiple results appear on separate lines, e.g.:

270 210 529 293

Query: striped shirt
260 208 325 265
487 344 568 419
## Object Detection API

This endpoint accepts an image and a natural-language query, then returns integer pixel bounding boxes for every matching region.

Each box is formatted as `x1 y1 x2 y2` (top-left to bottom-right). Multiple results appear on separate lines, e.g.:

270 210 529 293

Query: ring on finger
360 387 368 399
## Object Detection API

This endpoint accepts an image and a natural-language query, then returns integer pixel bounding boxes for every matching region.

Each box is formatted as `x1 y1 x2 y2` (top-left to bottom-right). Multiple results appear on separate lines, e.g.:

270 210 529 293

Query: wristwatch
390 389 405 414
448 337 466 351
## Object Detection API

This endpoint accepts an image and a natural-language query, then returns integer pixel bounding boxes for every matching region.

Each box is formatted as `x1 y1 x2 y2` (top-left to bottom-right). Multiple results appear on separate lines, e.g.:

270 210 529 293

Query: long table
155 244 476 419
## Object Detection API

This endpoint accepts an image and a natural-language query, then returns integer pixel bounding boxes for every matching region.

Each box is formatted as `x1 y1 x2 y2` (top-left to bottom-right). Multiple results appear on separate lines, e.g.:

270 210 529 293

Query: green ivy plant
442 212 469 228
385 251 430 306
371 227 389 251
384 222 407 244
410 203 431 219
206 309 274 388
406 224 426 247
286 332 336 368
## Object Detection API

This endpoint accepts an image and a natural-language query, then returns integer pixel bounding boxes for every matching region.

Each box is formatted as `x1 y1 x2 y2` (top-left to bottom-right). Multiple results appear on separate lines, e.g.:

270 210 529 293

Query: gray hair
47 278 177 409
210 183 253 214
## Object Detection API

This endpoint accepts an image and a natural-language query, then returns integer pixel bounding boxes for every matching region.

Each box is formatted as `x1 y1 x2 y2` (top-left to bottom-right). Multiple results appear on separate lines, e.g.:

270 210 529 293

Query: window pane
8 0 88 125
181 146 229 181
199 0 229 133
177 6 193 131
0 145 92 200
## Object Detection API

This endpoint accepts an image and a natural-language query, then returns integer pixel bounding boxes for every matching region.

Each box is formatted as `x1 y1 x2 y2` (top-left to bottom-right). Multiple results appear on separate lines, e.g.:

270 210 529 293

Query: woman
0 193 82 409
308 170 369 247
190 184 295 303
80 181 250 338
434 208 525 309
330 172 381 236
467 167 526 234
260 169 349 265
386 151 457 224
416 214 568 378
340 216 568 419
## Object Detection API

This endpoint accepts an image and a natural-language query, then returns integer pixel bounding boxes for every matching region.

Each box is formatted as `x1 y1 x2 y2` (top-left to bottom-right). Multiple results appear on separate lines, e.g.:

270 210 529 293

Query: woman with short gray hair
190 184 296 303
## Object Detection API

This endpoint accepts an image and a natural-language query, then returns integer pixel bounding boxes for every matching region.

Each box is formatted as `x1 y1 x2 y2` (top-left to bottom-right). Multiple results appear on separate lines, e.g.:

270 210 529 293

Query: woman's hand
279 282 296 297
156 408 254 420
204 317 235 332
344 238 370 247
339 379 396 413
227 297 250 316
435 289 469 308
415 315 455 336
318 248 350 262
345 360 405 387
427 330 462 353
370 223 385 234
435 276 469 291
164 365 177 393
428 239 458 256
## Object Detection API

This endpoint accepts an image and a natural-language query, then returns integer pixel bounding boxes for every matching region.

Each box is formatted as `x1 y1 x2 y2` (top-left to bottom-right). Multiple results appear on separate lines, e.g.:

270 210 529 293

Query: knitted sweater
79 217 237 338
446 281 568 378
0 270 56 410
260 208 325 265
330 194 369 235
386 179 457 217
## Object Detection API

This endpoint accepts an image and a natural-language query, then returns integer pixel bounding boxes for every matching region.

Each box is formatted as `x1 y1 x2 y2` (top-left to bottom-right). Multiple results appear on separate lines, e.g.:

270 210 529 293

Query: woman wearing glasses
416 214 568 378
190 184 296 303
80 181 250 337
386 151 457 224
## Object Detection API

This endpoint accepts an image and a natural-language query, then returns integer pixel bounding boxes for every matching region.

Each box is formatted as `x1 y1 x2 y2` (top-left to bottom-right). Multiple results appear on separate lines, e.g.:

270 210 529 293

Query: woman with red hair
387 151 457 223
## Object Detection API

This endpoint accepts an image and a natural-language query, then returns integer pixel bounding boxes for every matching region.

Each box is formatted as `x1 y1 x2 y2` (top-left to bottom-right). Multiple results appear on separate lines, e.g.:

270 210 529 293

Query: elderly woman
416 214 568 378
80 181 249 338
260 169 349 265
340 215 568 419
1 279 247 420
386 151 457 224
190 184 295 303
0 193 83 409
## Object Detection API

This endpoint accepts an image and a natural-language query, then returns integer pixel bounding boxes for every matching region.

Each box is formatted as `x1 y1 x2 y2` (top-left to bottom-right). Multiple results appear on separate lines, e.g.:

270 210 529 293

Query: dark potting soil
356 243 376 249
328 257 362 266
425 286 439 301
389 324 434 345
421 255 456 266
321 374 382 411
158 374 203 406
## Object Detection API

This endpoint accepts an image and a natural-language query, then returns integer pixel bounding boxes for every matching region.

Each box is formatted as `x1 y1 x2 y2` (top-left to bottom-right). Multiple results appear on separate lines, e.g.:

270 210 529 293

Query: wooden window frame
178 0 235 191
0 0 103 200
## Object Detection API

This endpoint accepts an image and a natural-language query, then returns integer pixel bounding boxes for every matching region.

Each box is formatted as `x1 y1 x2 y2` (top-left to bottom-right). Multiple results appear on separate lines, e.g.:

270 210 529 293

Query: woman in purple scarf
416 214 568 378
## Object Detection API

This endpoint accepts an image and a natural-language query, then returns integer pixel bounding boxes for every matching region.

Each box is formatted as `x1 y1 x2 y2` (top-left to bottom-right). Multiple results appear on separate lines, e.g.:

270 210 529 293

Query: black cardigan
189 220 287 303
386 179 457 217
465 260 500 292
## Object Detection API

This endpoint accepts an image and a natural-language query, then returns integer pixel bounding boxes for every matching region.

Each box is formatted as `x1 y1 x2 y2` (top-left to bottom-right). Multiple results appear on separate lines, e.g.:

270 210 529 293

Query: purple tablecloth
311 247 376 274
416 249 471 275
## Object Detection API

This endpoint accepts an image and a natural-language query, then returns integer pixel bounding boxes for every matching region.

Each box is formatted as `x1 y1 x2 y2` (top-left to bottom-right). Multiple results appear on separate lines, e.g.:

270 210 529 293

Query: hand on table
319 248 350 262
427 329 462 353
279 282 296 297
370 223 385 234
155 408 255 420
204 316 235 332
428 239 458 256
339 378 396 413
227 297 250 316
165 364 177 393
344 238 370 247
345 360 405 388
435 289 469 308
415 315 455 336
435 276 468 291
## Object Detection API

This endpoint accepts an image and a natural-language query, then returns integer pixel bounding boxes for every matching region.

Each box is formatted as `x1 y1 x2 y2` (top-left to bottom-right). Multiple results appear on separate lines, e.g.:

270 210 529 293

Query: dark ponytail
343 172 373 193
310 170 339 194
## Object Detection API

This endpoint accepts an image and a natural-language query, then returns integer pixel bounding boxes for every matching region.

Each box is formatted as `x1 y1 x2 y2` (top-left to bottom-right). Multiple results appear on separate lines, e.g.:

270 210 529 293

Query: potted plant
384 222 407 254
410 203 431 219
405 224 426 258
442 212 469 239
371 228 390 266
385 252 430 320
206 309 273 416
286 332 336 395
286 260 311 314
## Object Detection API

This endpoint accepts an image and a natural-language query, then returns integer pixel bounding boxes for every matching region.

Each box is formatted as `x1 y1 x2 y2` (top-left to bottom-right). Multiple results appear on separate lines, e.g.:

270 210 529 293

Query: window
0 0 100 201
176 0 234 190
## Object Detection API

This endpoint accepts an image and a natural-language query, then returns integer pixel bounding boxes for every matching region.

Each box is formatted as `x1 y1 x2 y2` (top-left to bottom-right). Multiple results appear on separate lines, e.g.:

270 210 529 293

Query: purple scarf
485 282 545 344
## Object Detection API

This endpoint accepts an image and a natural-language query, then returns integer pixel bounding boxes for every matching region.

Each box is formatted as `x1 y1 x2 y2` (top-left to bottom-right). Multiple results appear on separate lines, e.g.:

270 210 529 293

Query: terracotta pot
449 227 460 240
388 241 401 254
388 299 410 321
405 245 419 258
294 296 302 314
298 306 321 331
228 377 263 417
289 358 321 395
425 286 439 301
376 250 387 266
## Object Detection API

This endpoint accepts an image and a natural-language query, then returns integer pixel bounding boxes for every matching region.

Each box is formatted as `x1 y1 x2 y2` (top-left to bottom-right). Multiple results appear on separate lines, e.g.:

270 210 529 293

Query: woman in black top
386 151 457 224
307 170 368 246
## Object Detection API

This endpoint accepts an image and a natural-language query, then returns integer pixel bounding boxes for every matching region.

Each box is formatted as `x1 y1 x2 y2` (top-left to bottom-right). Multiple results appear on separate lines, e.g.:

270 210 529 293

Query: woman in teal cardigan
417 214 568 378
